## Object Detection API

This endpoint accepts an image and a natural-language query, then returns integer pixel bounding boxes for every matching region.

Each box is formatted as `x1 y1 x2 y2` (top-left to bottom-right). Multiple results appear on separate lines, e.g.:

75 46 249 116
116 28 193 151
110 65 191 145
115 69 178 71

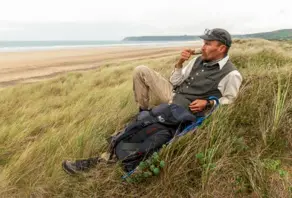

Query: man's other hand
189 99 208 113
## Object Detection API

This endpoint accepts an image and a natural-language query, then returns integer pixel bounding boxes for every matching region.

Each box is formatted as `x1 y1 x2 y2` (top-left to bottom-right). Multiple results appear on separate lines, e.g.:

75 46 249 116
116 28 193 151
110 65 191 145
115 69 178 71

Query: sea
0 40 202 52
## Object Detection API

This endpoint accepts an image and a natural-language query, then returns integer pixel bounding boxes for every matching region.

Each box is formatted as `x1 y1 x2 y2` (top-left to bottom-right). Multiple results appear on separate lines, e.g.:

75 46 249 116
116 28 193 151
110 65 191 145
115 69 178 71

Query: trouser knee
133 65 151 78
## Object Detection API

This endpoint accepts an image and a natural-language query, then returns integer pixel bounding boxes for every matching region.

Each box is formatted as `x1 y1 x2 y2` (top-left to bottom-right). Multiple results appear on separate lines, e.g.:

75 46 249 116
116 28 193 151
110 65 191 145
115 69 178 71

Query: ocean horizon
0 40 201 52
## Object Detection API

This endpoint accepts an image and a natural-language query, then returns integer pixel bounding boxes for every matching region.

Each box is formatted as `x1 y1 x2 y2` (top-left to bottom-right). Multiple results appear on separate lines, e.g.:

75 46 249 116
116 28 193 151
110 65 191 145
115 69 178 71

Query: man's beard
201 54 211 62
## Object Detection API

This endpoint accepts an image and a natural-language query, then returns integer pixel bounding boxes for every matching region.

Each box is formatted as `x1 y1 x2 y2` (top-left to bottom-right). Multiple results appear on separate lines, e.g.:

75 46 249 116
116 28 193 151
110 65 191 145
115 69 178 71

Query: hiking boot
62 157 101 175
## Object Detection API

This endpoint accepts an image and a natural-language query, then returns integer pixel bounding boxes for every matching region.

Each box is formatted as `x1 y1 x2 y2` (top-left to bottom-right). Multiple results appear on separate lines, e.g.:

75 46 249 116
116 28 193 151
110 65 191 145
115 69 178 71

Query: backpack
108 103 197 172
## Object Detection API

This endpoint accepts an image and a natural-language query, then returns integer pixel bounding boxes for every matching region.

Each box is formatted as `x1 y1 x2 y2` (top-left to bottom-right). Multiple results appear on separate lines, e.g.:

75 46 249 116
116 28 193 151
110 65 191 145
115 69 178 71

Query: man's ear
219 44 227 54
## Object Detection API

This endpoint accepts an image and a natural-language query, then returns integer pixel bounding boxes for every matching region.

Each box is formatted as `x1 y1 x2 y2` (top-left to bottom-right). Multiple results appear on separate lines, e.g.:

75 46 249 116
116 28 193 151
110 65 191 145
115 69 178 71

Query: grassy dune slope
0 39 292 197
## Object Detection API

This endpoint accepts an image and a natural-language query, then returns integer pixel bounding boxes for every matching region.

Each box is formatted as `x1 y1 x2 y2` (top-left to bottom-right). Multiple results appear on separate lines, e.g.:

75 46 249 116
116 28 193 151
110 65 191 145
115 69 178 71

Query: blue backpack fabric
108 103 197 172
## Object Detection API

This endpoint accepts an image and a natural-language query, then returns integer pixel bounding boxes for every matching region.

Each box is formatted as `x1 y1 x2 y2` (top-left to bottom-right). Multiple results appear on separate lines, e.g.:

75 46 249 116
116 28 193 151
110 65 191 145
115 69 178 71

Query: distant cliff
123 29 292 41
238 29 292 40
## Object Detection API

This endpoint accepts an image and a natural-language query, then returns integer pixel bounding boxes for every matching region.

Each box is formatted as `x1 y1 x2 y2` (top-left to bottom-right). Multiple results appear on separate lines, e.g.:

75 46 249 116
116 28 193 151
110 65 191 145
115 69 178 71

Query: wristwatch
205 100 212 110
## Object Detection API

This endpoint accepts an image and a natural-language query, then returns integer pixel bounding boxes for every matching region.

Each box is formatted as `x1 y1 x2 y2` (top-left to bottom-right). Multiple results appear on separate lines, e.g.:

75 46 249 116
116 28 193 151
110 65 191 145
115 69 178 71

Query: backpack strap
114 116 158 143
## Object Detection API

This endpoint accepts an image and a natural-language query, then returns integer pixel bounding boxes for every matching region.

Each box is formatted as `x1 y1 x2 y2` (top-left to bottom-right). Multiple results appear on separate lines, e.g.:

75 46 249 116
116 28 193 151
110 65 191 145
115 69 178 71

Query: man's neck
203 58 222 66
203 55 229 69
204 55 226 63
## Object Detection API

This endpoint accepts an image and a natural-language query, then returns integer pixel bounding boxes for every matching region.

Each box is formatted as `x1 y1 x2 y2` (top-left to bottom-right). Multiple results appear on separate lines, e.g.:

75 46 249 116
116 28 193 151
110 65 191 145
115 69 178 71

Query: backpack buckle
157 115 165 123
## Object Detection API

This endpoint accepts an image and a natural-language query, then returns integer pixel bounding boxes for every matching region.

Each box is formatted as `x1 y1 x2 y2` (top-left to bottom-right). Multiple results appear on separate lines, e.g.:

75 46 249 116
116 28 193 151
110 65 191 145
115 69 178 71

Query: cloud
0 0 291 40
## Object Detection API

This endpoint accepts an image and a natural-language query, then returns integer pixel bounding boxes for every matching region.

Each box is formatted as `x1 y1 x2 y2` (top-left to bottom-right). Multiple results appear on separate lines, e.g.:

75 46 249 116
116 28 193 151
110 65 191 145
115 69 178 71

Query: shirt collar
203 55 229 70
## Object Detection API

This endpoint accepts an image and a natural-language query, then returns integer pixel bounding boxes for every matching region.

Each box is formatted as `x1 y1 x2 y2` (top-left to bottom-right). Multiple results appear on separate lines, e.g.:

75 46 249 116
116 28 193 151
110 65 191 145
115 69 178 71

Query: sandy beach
0 42 202 88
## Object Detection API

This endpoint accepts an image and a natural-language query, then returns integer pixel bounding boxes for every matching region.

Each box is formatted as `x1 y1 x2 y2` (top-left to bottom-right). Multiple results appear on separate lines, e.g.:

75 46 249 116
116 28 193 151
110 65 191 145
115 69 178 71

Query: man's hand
175 49 196 68
189 99 208 113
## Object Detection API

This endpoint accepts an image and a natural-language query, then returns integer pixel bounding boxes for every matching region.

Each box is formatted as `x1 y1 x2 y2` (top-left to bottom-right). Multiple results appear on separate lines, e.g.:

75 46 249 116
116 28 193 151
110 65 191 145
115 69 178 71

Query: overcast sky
0 0 291 40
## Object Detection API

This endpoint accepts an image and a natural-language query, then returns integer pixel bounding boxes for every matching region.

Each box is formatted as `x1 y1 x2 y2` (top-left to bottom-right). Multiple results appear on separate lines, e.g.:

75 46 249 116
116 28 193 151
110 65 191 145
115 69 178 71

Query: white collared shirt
170 55 243 104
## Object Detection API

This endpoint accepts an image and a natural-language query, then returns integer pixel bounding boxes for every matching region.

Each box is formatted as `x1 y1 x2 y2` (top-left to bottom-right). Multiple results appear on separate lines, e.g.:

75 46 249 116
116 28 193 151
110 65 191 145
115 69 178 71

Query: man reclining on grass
62 28 243 175
134 28 242 113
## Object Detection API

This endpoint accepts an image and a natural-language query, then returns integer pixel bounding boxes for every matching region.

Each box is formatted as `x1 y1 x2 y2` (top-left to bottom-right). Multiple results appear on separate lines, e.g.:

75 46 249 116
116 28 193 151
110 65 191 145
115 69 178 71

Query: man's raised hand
180 49 195 62
176 49 195 68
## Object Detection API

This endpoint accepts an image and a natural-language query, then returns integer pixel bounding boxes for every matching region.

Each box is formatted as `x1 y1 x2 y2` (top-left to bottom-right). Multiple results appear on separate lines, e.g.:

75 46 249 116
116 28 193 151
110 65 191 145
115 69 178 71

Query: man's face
201 40 225 62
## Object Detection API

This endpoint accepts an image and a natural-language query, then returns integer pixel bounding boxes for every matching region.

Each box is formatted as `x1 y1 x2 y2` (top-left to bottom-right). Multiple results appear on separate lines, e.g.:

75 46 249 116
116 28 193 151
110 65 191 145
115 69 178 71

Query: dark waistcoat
172 56 237 109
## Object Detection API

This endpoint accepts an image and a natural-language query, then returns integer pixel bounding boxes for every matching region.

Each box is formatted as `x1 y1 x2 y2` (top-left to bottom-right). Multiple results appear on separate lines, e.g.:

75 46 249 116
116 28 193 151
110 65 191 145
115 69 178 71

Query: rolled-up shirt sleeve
218 70 243 104
169 57 197 86
170 68 184 86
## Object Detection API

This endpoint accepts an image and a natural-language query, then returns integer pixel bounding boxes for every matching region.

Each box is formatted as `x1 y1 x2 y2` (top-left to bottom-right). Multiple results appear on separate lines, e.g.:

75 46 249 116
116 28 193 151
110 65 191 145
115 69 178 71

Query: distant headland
123 29 292 41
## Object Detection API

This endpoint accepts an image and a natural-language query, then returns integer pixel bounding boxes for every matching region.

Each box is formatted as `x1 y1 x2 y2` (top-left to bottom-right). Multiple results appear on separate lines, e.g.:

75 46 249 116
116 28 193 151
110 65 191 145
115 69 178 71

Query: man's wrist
175 60 184 68
205 99 213 110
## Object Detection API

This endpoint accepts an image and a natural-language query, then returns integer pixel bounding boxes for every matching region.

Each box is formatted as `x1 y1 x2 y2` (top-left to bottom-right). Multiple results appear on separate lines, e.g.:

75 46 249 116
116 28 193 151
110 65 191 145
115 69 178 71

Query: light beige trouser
133 65 173 109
